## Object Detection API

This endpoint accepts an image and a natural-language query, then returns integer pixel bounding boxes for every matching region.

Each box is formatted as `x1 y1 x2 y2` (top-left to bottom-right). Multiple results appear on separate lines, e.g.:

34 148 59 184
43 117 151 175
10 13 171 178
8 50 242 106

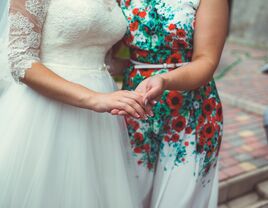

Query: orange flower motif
130 21 139 31
133 8 140 15
168 23 176 30
140 69 153 78
139 11 147 18
166 52 182 64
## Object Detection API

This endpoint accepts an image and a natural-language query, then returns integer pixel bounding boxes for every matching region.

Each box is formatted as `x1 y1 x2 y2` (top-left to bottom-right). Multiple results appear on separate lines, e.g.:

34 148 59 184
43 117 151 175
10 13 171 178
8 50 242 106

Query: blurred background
217 0 268 207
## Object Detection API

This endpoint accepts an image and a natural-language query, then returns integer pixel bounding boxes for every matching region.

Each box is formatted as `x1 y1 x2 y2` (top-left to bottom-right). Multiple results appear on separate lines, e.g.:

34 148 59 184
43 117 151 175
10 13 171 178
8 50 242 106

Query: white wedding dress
0 0 138 207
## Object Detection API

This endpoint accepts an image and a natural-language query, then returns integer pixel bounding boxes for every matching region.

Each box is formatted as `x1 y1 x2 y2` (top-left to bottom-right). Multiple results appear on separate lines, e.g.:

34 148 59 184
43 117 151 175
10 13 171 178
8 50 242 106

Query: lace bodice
8 0 127 83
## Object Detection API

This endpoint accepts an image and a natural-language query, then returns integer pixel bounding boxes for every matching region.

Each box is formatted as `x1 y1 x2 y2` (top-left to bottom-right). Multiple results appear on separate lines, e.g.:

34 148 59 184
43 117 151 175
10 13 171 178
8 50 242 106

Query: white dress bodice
41 0 127 68
8 0 127 82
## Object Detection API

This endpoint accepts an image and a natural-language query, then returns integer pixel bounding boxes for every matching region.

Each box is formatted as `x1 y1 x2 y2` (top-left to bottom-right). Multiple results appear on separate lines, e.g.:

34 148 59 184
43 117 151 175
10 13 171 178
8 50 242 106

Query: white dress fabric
0 0 139 207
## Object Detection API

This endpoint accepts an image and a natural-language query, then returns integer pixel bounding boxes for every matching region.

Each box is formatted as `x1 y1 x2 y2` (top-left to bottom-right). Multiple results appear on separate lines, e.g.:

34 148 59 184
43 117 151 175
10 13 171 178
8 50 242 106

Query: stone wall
229 0 268 48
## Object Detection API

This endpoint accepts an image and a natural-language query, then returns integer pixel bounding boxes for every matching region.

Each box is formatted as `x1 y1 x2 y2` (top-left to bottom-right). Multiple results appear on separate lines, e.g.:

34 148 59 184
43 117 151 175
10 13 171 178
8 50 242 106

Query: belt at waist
130 59 189 69
43 62 110 72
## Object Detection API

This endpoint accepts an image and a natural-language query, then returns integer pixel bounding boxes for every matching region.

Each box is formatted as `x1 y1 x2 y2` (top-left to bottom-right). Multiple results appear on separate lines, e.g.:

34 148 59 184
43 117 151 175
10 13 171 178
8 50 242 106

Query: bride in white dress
0 0 148 207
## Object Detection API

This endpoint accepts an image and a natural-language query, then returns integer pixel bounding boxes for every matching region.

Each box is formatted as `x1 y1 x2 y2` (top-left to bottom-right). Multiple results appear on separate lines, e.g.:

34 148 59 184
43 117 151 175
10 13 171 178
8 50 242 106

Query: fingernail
153 100 157 105
136 113 140 118
145 99 148 106
149 111 154 117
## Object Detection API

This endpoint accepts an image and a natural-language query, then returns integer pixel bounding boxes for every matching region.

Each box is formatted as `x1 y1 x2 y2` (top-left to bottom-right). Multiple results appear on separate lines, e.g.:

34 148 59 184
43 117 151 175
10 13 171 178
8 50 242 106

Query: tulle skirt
0 64 138 208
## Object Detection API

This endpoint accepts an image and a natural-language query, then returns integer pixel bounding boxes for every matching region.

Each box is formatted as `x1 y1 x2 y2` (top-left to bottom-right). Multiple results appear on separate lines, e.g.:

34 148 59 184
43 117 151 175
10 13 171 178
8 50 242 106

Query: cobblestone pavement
216 42 268 207
216 42 268 181
219 103 268 181
216 42 268 112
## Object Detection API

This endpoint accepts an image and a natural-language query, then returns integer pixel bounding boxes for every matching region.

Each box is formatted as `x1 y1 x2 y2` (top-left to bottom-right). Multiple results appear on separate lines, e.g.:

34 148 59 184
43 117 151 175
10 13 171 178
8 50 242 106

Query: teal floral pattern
119 0 223 178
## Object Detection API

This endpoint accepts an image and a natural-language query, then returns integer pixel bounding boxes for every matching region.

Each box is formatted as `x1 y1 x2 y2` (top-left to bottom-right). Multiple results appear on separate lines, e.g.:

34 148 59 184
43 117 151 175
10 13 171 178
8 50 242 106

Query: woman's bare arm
21 63 148 118
160 0 229 91
132 0 229 102
112 0 229 115
22 63 97 109
8 0 150 118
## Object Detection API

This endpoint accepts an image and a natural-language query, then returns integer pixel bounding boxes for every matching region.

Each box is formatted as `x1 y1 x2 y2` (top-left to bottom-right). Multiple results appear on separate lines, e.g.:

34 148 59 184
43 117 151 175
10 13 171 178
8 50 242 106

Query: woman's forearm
21 63 150 118
161 56 218 91
22 63 97 109
161 0 228 91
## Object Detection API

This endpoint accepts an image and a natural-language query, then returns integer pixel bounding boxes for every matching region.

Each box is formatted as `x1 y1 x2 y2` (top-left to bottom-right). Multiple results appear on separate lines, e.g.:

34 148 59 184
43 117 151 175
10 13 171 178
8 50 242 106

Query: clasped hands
109 75 166 119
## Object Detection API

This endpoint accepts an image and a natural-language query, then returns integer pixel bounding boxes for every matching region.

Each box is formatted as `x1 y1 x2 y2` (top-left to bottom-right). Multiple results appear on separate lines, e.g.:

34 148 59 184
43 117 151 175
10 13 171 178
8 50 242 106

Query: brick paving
219 103 268 181
216 42 268 107
216 42 268 182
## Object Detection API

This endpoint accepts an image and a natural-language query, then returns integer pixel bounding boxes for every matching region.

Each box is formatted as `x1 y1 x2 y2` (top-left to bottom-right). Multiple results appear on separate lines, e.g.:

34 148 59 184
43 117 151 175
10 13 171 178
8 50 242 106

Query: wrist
159 73 169 91
79 91 100 110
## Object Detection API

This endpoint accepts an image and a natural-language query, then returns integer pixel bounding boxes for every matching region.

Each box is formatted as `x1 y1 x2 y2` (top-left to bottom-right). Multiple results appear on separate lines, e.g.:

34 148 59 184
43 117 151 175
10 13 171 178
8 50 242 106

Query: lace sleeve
8 0 50 83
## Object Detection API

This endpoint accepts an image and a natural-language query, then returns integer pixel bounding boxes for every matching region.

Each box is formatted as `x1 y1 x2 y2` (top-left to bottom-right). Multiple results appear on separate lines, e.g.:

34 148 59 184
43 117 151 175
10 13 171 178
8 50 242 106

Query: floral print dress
119 0 223 207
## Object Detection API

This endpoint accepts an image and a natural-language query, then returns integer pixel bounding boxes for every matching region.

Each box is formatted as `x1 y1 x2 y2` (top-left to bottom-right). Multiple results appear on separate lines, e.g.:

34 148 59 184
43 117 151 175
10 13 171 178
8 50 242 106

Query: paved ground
216 42 268 206
219 103 268 181
216 42 268 181
216 42 268 110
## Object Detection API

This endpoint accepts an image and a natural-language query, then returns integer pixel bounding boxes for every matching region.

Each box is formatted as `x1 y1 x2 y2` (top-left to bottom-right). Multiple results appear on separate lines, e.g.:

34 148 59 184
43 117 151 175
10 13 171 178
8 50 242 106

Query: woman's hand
135 75 166 105
92 90 150 119
109 75 165 118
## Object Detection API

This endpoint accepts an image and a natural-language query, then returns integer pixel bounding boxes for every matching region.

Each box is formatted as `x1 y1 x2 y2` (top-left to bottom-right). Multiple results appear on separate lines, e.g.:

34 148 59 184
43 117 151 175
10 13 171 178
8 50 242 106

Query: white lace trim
8 0 49 83
26 0 50 25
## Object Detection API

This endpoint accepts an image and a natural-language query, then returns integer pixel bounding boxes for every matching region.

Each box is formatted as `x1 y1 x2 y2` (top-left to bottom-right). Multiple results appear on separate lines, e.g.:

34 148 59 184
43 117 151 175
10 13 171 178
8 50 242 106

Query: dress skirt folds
0 65 138 208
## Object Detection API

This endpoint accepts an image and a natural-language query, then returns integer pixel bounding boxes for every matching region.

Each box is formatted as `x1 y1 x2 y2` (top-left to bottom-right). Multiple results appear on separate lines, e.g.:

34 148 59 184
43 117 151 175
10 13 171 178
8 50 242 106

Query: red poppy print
202 98 216 116
166 91 183 109
172 115 186 132
120 0 223 178
202 123 216 139
171 134 180 142
176 29 186 37
139 11 147 18
168 23 176 30
215 104 223 121
134 132 144 142
166 52 182 64
130 21 139 31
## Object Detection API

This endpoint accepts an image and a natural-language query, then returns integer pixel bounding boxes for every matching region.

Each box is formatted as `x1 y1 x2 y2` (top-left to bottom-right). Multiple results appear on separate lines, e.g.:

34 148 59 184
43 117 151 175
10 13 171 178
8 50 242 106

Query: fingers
110 109 120 115
115 101 142 118
111 109 129 116
120 97 147 119
144 102 154 117
150 99 158 106
135 84 147 95
144 87 162 103
118 111 129 116
109 90 156 119
125 91 153 116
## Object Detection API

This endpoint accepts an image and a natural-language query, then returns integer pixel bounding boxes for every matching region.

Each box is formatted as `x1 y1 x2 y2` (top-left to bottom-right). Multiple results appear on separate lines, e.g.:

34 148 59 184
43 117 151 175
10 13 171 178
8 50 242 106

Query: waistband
43 62 110 73
130 59 189 69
